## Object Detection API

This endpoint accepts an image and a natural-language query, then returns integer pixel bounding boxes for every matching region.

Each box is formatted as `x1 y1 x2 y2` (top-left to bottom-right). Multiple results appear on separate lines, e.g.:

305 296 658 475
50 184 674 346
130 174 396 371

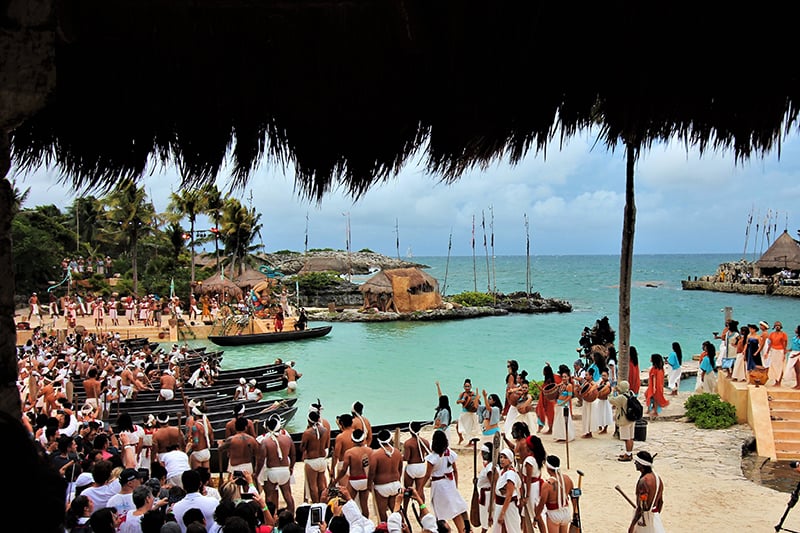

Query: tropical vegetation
11 183 265 303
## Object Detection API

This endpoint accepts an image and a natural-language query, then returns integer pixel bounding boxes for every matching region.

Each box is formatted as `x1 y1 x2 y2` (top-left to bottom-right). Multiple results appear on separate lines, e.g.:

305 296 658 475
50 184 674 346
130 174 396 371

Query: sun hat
617 380 630 394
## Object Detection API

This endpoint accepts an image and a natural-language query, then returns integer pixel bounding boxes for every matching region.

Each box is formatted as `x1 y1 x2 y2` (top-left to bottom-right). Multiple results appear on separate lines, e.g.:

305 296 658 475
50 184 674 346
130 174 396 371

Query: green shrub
529 380 543 401
684 393 737 429
296 271 342 291
449 291 494 307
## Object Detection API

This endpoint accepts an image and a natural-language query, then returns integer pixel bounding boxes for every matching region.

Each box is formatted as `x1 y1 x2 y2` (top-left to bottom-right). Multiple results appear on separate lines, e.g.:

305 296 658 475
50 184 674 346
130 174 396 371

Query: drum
748 366 768 386
578 381 598 403
597 383 612 400
542 383 561 401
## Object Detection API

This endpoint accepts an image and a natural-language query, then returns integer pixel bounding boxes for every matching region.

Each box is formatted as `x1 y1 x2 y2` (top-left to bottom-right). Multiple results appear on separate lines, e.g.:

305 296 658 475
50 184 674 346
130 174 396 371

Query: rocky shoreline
256 250 573 320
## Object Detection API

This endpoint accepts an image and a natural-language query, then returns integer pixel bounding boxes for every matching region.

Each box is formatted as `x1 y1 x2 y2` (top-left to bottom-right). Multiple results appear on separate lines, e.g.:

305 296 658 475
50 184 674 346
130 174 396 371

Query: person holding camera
386 486 438 533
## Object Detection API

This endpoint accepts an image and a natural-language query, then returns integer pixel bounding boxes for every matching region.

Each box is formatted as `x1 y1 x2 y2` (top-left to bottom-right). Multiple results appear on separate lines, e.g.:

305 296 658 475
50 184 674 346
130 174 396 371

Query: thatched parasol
195 272 243 300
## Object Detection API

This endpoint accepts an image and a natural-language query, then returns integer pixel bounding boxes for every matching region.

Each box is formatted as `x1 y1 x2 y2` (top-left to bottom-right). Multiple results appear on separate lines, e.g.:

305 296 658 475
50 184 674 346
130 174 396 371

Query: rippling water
175 254 799 433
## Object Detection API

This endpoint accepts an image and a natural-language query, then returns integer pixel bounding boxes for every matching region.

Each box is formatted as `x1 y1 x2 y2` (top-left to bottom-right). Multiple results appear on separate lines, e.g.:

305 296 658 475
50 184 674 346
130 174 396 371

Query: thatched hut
755 231 800 276
359 268 441 313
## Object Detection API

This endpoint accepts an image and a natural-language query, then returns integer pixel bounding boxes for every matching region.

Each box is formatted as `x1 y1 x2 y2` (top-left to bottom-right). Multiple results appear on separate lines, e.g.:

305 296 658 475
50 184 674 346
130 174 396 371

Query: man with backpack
609 380 638 462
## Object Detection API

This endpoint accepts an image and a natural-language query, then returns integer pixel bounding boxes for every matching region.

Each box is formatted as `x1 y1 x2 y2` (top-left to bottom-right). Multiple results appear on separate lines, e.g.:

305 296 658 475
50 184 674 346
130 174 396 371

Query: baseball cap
120 468 142 484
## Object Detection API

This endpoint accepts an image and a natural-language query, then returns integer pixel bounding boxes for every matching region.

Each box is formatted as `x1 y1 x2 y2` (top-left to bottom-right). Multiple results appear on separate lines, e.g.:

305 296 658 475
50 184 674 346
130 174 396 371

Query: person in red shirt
767 321 789 386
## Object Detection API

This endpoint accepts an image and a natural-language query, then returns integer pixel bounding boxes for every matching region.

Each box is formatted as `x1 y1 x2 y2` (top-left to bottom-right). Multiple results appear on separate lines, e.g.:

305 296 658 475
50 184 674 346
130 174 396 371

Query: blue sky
12 128 800 257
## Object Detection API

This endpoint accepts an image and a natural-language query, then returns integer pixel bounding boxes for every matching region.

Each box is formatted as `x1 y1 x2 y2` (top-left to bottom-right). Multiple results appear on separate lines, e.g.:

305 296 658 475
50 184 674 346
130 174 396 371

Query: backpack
624 392 643 422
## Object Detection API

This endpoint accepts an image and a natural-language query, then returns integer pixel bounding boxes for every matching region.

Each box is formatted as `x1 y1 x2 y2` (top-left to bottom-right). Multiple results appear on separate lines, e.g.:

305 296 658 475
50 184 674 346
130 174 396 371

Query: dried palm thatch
755 231 800 271
7 1 800 201
233 267 269 290
195 272 243 300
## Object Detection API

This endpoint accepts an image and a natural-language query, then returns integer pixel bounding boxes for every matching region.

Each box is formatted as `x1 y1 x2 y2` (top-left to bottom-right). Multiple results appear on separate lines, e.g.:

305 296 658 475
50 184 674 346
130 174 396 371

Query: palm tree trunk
618 144 636 382
190 217 196 284
131 228 139 296
0 135 22 420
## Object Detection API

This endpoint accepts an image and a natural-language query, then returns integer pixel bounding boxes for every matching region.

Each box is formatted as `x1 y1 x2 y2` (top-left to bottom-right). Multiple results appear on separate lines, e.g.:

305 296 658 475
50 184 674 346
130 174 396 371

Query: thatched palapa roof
756 231 800 271
7 2 799 201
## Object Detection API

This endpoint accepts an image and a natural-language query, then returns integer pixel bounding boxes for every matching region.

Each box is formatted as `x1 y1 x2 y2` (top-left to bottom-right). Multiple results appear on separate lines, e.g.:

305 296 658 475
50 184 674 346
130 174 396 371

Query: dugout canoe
208 325 332 346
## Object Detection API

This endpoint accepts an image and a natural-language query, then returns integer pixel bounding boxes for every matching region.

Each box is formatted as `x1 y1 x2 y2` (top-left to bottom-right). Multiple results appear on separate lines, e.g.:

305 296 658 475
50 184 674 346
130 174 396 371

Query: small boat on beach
208 325 332 346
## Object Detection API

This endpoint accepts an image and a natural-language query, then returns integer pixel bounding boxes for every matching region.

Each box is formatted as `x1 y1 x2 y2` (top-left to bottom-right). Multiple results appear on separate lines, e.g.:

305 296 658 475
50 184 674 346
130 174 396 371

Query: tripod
776 481 800 532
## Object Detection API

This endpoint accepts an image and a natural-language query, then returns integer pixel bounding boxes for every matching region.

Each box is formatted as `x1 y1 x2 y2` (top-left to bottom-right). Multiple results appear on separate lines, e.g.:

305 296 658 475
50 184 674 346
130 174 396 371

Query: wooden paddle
469 438 481 527
488 432 502 527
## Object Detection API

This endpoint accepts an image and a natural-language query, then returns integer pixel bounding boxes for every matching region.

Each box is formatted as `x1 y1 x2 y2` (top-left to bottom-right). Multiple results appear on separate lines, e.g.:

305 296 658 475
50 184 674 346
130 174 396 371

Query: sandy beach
281 393 800 531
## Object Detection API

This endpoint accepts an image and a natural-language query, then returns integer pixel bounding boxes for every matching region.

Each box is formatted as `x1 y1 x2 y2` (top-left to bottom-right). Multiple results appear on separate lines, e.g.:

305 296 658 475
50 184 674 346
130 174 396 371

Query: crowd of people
20 311 800 533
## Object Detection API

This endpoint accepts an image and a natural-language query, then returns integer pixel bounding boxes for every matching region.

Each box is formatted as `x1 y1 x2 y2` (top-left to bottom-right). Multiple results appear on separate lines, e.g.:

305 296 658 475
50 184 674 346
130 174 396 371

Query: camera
570 488 582 498
791 461 800 469
404 488 413 498
310 506 323 525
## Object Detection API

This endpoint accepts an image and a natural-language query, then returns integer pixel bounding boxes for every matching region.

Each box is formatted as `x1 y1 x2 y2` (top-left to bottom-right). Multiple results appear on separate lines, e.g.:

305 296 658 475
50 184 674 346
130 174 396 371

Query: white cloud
11 130 800 257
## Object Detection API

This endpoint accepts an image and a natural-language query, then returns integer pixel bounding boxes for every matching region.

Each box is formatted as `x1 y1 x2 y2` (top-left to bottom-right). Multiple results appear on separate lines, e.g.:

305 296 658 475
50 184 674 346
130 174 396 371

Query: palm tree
10 179 30 216
66 196 102 253
102 179 156 296
166 188 205 283
202 184 224 275
219 198 263 278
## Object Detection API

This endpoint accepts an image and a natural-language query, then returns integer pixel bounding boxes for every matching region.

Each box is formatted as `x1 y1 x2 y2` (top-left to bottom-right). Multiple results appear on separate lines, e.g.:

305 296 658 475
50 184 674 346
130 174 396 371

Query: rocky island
254 250 572 320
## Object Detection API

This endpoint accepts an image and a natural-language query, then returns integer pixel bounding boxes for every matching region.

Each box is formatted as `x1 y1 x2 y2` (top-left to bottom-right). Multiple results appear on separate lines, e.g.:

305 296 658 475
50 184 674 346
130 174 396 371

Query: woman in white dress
552 366 575 443
592 371 614 434
423 430 469 533
493 448 522 533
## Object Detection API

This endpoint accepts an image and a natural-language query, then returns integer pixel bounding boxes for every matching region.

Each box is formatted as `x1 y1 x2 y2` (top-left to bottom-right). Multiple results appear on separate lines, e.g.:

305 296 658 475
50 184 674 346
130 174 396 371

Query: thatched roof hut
195 272 243 301
755 231 800 274
233 266 269 290
360 268 441 313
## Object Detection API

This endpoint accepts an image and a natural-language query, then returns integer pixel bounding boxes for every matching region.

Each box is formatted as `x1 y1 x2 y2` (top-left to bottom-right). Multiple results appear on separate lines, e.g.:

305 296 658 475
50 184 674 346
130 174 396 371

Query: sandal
618 454 632 462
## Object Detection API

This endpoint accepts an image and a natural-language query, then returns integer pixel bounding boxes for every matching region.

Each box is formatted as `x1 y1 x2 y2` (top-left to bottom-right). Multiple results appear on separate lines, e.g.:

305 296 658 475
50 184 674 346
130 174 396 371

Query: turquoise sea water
178 254 799 432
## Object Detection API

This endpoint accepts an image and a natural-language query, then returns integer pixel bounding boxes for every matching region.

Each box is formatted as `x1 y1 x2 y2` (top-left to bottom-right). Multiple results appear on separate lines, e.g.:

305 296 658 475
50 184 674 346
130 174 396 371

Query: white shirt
172 492 220 533
107 491 135 515
160 449 191 480
81 479 122 510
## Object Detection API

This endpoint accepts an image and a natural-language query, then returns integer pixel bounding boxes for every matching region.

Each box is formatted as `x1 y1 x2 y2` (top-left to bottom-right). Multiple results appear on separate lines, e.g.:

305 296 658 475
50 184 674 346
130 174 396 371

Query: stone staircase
768 388 800 461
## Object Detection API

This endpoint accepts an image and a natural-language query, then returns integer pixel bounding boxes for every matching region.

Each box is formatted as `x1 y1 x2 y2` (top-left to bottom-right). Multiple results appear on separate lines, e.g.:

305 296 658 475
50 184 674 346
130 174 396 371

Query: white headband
546 459 559 471
352 431 366 443
634 455 653 467
480 444 490 454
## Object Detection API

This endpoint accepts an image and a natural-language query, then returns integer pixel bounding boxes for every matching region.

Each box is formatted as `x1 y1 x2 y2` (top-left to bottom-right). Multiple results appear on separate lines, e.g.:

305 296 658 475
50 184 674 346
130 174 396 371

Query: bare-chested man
218 417 260 479
152 413 185 462
158 369 177 401
225 404 258 439
257 416 296 513
629 451 665 533
402 421 432 502
336 428 371 518
301 410 329 503
82 367 104 418
283 361 302 392
351 401 373 446
185 400 214 470
534 455 576 533
369 429 404 522
332 413 355 477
